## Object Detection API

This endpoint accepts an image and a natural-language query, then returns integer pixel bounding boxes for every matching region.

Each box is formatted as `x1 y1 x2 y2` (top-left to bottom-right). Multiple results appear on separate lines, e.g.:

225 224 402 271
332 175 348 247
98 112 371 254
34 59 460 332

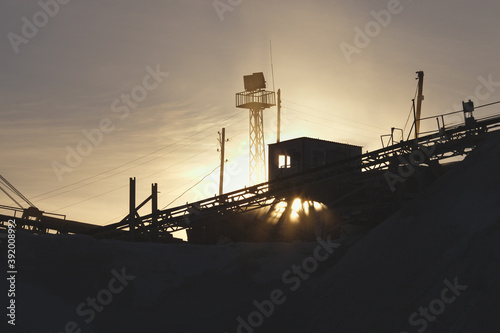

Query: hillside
2 131 500 333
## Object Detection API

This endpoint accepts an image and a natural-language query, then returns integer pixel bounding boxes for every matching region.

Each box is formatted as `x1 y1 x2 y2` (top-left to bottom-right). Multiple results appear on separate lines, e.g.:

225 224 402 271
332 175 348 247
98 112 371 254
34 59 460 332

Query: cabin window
278 154 291 168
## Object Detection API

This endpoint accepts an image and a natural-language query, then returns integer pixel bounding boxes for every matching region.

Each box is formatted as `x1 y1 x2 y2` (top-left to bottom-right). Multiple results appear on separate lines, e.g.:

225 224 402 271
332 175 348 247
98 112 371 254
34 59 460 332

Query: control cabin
268 137 362 181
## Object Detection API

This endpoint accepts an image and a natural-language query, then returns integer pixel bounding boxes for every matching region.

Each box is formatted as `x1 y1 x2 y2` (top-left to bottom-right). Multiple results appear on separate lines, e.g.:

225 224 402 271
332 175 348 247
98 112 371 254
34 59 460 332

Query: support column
415 71 424 139
129 177 136 241
151 183 158 240
219 128 226 196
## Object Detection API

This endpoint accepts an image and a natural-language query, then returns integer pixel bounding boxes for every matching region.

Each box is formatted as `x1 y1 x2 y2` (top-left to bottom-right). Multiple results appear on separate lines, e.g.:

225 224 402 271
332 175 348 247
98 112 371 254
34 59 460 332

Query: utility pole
218 128 226 196
277 89 281 143
415 71 424 139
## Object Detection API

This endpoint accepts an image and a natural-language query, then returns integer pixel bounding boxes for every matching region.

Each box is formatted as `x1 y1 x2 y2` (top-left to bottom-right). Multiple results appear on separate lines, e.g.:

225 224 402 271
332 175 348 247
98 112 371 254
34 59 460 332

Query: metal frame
4 111 500 240
236 89 276 185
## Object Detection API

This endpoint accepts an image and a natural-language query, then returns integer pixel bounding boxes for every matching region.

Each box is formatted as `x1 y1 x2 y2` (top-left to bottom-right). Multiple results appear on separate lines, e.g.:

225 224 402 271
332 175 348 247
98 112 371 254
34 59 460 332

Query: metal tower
236 72 276 185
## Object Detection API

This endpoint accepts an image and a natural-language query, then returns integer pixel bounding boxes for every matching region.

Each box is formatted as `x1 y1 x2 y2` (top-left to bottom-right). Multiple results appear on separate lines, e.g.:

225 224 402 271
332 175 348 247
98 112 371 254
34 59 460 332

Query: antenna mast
414 71 424 139
277 89 281 143
270 40 276 92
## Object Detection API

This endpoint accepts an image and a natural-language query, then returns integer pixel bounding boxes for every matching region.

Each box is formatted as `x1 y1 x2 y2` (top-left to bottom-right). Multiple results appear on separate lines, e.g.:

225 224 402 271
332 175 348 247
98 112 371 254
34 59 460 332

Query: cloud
1 0 499 224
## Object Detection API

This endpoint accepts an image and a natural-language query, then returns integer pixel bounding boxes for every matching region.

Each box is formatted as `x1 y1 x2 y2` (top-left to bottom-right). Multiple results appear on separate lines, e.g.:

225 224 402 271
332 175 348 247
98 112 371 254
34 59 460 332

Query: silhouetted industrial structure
2 73 500 245
81 102 500 243
236 72 275 185
268 137 362 181
0 175 98 235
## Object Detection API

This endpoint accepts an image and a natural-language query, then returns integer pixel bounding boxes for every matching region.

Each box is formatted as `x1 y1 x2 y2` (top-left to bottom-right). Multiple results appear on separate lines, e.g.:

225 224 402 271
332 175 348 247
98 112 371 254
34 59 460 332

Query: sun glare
288 198 325 222
291 198 302 212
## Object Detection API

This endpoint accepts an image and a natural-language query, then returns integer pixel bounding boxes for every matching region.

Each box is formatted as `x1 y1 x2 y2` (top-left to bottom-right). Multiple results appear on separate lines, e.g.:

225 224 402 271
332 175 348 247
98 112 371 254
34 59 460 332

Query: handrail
93 112 500 237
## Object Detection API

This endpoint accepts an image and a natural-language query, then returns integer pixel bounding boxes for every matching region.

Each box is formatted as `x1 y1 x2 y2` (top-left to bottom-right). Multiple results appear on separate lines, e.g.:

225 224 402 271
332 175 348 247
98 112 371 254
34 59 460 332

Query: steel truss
92 112 500 240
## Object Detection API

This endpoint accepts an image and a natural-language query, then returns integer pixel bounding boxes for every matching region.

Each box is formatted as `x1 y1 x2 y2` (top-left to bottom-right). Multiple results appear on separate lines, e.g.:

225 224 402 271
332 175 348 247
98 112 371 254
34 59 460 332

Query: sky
1 0 499 226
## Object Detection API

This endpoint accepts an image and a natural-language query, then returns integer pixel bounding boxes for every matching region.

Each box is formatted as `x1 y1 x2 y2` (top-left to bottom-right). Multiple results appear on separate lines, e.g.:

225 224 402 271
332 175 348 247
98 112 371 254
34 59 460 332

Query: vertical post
415 71 424 139
462 99 475 128
249 108 266 185
151 183 158 240
152 183 158 224
409 98 416 140
219 128 226 196
270 40 276 92
277 89 281 143
129 177 136 241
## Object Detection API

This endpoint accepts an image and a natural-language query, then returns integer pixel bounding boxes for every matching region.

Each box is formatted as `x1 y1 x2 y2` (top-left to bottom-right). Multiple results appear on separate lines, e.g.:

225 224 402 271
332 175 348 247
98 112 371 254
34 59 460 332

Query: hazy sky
1 0 499 225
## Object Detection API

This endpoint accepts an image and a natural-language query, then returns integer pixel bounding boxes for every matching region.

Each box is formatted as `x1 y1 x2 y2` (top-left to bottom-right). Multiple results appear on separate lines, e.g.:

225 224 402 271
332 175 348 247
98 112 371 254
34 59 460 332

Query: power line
156 133 250 209
33 132 216 203
103 151 225 224
51 144 217 213
50 97 498 217
31 144 176 201
140 145 217 181
0 179 24 209
476 100 500 109
284 105 381 136
51 107 270 214
31 110 246 201
284 106 377 140
162 165 220 209
53 184 129 213
103 178 194 224
401 83 420 141
50 122 249 215
283 99 387 131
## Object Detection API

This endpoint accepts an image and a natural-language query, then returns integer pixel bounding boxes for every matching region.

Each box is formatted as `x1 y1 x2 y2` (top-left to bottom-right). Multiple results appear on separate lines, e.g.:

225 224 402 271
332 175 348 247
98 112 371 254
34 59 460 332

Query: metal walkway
92 112 500 241
2 108 499 240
